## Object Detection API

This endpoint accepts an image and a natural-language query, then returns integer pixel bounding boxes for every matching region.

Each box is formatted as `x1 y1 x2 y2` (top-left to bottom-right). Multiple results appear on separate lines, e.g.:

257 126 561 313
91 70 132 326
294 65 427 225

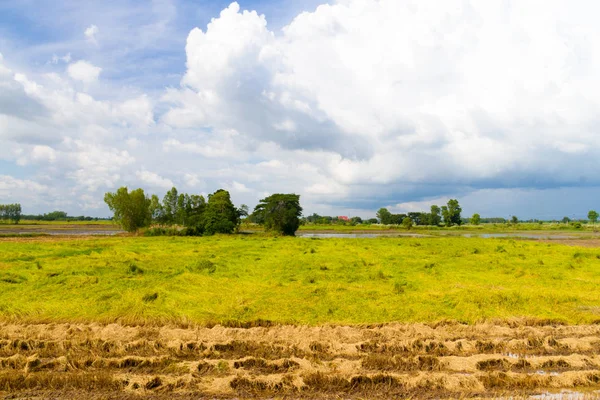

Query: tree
149 195 163 222
430 205 441 226
376 208 392 225
562 216 571 224
253 194 303 236
441 199 462 227
471 213 481 225
588 210 599 224
162 187 179 225
104 187 151 232
402 217 413 230
511 215 519 224
350 216 363 225
202 189 240 235
0 204 22 224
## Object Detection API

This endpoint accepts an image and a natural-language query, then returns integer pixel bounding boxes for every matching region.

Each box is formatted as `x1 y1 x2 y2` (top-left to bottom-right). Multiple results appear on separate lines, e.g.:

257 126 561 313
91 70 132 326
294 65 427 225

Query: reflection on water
2 230 123 236
297 233 428 238
460 233 575 239
298 232 576 239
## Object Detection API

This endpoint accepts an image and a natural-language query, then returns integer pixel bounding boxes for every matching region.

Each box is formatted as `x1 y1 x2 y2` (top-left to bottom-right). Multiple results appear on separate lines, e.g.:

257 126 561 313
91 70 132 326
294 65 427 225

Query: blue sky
1 0 600 219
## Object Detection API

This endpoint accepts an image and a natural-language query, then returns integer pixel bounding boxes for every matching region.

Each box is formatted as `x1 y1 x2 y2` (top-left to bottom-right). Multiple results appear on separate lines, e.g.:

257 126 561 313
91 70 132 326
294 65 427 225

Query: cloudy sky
1 0 599 219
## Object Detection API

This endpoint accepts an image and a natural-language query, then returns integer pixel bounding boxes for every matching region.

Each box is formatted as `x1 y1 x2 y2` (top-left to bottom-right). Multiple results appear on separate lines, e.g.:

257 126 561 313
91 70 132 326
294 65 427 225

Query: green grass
0 235 599 326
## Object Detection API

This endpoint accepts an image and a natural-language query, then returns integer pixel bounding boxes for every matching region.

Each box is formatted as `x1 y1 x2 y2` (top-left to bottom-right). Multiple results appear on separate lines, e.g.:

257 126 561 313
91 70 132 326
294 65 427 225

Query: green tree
511 215 519 224
430 205 441 226
471 213 481 225
149 195 163 222
402 217 413 230
377 208 392 224
351 216 363 225
588 210 599 224
253 194 303 236
202 189 240 235
441 199 462 227
104 187 151 232
186 195 206 228
162 187 179 225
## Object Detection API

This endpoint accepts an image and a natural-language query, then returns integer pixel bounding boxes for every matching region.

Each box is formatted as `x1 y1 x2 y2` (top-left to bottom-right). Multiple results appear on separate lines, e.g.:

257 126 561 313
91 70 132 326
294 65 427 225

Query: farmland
2 234 600 398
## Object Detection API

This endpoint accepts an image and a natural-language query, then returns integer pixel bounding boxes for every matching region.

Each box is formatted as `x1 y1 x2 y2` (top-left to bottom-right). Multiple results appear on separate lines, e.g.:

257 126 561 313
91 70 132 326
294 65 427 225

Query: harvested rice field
2 235 600 398
3 322 600 398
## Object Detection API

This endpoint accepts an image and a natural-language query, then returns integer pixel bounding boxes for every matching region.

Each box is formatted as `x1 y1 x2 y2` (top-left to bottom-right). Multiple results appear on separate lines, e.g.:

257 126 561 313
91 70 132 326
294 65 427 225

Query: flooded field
0 224 123 236
2 322 600 399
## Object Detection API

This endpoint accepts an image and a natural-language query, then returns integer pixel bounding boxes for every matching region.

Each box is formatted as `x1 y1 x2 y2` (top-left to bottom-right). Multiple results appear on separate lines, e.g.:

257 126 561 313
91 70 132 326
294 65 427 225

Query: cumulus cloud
163 0 600 195
136 170 174 189
84 25 99 44
67 60 102 84
4 1 600 217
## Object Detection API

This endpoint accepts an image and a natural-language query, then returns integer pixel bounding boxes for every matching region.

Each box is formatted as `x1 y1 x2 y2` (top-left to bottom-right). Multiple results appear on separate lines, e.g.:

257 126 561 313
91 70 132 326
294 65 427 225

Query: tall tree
376 208 392 225
253 194 303 236
471 213 481 225
202 189 240 235
0 204 22 224
441 199 462 227
588 210 599 224
104 187 151 232
162 187 179 225
430 205 441 226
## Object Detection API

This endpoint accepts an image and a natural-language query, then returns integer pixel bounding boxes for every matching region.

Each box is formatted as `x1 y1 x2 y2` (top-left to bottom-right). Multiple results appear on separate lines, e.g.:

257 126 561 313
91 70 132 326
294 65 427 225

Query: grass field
2 235 600 326
3 234 600 398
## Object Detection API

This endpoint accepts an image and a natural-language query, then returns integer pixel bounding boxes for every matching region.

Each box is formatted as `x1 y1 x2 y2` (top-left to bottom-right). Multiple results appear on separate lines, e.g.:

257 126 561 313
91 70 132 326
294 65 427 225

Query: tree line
104 187 302 236
0 204 22 224
375 199 463 227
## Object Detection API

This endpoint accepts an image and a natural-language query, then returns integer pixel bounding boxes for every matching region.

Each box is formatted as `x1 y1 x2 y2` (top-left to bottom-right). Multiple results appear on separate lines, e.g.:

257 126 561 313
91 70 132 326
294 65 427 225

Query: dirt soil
2 322 600 399
539 239 600 248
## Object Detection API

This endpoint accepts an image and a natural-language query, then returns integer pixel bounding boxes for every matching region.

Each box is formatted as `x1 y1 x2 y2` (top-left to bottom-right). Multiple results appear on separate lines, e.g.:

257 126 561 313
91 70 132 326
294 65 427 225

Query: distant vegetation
0 204 21 224
104 187 303 236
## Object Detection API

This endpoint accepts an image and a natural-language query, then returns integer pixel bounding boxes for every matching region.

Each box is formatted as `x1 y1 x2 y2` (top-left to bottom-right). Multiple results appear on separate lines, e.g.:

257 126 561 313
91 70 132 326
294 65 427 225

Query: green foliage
253 194 303 236
430 205 441 226
202 190 240 235
376 208 392 225
441 200 462 227
0 204 22 224
588 210 599 224
2 236 600 325
511 216 519 224
402 217 413 230
104 188 151 232
471 213 481 226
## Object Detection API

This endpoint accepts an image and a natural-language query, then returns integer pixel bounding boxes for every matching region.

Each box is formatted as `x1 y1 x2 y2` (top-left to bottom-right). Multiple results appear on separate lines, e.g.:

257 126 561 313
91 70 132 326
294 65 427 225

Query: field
2 235 600 398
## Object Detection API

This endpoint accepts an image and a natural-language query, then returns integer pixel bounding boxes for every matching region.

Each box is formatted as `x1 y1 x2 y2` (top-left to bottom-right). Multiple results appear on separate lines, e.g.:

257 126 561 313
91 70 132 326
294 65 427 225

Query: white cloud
50 53 72 64
136 169 174 189
184 173 204 188
230 181 251 193
5 1 600 218
31 145 57 163
67 60 102 84
84 25 99 44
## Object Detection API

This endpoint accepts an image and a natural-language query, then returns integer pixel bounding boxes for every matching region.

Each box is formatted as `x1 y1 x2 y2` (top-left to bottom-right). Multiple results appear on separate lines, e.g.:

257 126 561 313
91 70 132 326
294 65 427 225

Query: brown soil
2 322 600 399
539 239 600 248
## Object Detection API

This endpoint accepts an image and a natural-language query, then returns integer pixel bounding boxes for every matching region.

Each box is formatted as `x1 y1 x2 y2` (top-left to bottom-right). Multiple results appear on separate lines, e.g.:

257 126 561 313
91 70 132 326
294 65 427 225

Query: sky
1 0 600 220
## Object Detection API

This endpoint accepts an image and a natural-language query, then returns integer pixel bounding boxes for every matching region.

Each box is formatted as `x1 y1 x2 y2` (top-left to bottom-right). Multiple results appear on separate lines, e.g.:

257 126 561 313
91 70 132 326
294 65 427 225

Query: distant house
338 216 350 222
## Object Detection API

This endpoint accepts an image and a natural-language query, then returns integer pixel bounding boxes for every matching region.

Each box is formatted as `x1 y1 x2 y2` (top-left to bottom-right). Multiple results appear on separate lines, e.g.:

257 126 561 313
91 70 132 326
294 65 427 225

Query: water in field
297 232 576 239
297 232 429 238
460 233 576 239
